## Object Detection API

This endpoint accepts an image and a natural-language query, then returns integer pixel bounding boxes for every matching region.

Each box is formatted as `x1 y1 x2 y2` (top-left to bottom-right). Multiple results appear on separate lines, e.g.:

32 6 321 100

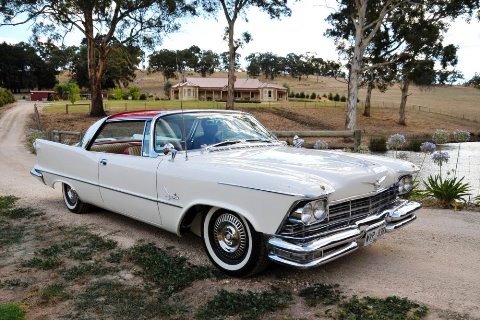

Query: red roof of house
172 77 287 91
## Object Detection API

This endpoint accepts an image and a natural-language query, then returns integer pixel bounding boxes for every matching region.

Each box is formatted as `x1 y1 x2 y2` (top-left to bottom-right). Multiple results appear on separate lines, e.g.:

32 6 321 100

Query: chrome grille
279 186 398 242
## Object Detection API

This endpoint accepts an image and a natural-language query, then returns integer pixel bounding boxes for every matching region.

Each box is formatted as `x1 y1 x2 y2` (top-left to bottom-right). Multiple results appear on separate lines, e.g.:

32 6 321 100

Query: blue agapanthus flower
420 141 436 153
431 151 449 166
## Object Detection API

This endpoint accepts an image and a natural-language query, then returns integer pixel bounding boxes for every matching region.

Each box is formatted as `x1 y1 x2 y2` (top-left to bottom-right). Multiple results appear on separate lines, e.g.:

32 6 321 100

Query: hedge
0 88 15 107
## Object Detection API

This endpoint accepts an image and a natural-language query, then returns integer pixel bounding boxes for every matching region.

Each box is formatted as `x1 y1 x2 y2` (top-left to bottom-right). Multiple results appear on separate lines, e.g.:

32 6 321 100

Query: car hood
190 146 414 201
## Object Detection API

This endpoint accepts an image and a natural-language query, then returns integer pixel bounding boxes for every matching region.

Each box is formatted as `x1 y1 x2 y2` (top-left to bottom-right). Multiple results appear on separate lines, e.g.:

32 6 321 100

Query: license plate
364 225 386 247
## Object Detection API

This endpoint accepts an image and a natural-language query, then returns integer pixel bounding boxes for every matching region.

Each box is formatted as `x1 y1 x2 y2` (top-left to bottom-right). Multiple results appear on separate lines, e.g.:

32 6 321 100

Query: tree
2 0 195 116
466 73 480 88
196 50 219 77
219 51 240 71
0 41 57 92
200 0 291 109
149 49 178 81
71 42 143 89
326 0 479 128
327 0 409 130
245 53 261 77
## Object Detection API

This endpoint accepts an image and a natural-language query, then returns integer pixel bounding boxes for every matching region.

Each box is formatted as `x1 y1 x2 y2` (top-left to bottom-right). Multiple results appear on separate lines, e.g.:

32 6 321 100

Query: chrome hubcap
213 213 247 259
66 187 78 204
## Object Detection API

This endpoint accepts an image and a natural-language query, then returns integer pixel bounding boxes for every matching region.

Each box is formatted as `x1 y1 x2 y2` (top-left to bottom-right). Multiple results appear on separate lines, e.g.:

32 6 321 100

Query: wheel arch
177 201 262 236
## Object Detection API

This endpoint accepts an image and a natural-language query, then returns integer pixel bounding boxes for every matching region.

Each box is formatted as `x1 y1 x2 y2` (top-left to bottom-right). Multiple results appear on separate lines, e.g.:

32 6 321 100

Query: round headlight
313 200 327 221
398 175 413 194
301 203 314 223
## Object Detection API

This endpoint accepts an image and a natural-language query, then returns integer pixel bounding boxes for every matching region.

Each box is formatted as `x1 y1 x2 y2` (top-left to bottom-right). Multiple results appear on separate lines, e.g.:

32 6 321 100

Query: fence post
353 130 361 150
33 105 42 130
66 104 69 114
124 103 127 111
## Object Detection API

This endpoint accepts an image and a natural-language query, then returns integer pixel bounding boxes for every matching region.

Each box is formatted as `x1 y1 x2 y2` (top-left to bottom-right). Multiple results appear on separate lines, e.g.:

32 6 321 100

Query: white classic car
31 110 421 276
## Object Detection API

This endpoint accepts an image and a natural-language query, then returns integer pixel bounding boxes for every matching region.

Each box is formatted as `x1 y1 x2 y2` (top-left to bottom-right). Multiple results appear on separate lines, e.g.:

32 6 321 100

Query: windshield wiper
244 138 274 143
204 139 274 149
204 140 245 148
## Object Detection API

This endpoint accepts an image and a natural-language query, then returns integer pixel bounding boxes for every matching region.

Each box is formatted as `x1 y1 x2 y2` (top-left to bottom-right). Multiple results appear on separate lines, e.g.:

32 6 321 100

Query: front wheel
62 183 91 214
202 208 269 277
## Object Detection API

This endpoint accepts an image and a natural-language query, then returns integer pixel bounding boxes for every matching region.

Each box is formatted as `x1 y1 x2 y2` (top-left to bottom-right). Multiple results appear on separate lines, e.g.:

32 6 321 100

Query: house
30 90 55 101
170 77 288 102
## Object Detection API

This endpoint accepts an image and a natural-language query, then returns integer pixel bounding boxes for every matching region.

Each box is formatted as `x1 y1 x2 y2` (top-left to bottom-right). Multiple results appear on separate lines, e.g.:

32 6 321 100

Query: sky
0 1 479 80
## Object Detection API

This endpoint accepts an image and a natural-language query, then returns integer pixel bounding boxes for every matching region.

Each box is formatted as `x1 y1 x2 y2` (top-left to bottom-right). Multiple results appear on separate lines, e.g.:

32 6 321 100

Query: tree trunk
363 81 372 117
399 78 410 125
345 2 368 130
226 21 235 110
346 53 361 130
85 12 106 117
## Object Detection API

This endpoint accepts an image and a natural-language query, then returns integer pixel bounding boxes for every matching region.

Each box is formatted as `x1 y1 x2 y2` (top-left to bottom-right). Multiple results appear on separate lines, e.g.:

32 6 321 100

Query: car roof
106 109 245 121
107 110 167 120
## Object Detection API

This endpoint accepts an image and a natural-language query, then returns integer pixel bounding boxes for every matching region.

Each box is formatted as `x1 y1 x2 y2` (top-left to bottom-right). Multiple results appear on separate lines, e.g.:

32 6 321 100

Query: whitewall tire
62 183 90 214
202 207 269 276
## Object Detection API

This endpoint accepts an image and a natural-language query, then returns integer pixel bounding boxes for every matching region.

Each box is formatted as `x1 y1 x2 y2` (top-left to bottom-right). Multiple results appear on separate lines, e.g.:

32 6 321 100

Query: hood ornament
363 175 386 191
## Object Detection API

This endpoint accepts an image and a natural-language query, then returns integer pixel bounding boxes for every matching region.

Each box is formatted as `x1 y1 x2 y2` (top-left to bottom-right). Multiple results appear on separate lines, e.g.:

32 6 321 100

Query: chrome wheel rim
213 213 247 260
65 186 78 205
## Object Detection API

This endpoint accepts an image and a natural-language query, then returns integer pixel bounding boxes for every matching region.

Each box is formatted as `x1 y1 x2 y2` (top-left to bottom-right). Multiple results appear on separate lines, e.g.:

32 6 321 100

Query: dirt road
1 101 479 319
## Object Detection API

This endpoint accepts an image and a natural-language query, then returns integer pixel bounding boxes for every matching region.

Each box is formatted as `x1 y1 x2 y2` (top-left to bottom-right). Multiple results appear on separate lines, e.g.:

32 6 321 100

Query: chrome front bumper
268 199 421 269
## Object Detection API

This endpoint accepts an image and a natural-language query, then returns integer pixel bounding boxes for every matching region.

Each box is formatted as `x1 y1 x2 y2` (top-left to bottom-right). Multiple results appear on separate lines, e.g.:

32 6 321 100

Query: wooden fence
44 129 361 149
273 130 362 150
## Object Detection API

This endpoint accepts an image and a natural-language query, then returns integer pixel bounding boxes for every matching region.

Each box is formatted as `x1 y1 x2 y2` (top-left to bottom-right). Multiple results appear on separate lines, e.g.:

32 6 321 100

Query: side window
89 120 146 156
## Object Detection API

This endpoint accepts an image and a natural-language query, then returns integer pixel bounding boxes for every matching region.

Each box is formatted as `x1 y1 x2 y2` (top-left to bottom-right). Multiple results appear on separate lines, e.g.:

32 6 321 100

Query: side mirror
163 143 177 161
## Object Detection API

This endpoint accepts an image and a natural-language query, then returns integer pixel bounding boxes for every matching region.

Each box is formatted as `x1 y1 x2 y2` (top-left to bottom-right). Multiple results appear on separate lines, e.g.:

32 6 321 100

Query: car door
90 120 163 226
98 154 163 226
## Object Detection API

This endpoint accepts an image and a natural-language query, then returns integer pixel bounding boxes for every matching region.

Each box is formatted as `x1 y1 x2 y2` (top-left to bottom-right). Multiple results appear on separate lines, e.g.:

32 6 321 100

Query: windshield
153 112 277 152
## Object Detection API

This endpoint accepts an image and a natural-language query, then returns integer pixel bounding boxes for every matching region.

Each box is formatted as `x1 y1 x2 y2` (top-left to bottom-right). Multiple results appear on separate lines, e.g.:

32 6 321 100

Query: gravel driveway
1 101 479 319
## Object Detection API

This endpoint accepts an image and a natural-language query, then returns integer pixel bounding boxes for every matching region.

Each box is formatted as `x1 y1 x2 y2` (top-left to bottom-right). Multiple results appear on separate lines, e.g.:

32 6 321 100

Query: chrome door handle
100 159 108 166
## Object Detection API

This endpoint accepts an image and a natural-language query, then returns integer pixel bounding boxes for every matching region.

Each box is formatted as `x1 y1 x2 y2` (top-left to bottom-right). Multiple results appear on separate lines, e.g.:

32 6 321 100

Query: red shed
30 90 55 101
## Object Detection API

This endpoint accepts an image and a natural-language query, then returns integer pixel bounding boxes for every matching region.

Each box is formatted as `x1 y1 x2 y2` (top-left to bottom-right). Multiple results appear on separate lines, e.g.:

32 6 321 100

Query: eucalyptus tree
200 0 291 109
149 49 179 81
326 0 479 129
1 0 196 116
72 42 143 89
326 0 407 130
196 50 220 77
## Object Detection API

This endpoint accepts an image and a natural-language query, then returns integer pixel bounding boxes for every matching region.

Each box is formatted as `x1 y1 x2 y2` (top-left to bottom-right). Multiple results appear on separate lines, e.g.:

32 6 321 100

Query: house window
186 88 192 97
234 91 241 98
264 90 272 98
268 90 272 98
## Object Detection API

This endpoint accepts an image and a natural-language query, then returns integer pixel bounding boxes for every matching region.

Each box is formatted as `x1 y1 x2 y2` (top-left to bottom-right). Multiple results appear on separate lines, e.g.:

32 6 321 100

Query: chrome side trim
30 167 45 185
36 169 183 209
218 182 304 197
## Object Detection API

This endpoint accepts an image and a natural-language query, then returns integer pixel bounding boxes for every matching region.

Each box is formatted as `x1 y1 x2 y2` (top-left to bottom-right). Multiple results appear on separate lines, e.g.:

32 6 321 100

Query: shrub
139 93 147 100
111 88 124 100
299 92 306 99
333 93 340 101
310 92 316 99
322 93 327 98
369 136 387 152
295 92 300 98
288 91 295 98
328 92 333 100
54 82 80 103
432 129 449 144
340 95 347 102
405 140 422 152
128 86 141 100
423 175 470 207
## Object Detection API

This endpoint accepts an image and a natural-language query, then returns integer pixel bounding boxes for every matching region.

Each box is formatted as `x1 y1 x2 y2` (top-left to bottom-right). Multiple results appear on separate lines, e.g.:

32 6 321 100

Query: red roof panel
107 110 165 120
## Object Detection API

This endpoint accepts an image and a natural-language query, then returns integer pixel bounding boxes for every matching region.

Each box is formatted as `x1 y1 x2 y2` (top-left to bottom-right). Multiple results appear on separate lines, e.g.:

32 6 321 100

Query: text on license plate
364 225 386 247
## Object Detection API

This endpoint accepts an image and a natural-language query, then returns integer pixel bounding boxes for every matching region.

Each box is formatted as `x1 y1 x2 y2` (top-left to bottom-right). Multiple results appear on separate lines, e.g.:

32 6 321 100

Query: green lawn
42 99 343 113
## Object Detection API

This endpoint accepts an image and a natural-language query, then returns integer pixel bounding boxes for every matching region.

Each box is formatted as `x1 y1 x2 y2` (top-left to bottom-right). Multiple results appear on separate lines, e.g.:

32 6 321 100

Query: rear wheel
62 183 90 214
202 207 269 277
